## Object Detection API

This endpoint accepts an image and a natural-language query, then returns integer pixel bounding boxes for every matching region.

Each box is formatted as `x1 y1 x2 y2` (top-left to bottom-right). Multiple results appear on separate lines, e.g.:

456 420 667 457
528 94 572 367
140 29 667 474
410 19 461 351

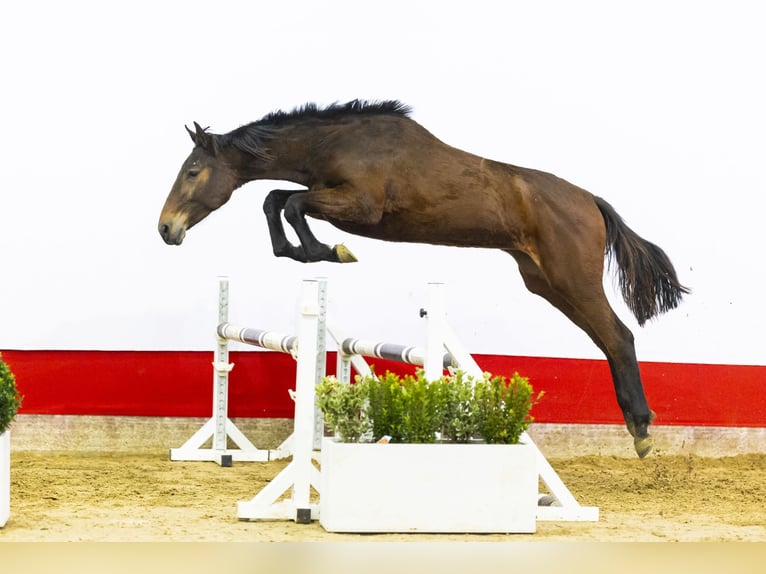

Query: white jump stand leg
237 279 324 523
170 276 279 467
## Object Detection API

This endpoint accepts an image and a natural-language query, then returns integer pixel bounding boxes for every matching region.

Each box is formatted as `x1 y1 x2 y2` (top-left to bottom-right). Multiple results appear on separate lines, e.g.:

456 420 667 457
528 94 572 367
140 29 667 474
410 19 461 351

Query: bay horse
158 100 688 458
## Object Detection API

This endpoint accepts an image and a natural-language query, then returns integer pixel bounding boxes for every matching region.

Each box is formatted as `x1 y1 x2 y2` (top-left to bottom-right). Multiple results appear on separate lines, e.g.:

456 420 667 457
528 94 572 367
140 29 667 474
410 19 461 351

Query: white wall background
1 1 764 365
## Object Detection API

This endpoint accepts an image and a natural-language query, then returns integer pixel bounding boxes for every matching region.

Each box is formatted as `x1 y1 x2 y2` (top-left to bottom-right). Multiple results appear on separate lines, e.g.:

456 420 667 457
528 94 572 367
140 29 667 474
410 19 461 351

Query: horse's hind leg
507 250 655 458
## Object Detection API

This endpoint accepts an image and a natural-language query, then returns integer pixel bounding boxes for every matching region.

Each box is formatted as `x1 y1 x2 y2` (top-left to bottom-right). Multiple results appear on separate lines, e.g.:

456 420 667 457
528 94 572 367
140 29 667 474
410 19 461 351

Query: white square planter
1 430 10 528
319 437 537 533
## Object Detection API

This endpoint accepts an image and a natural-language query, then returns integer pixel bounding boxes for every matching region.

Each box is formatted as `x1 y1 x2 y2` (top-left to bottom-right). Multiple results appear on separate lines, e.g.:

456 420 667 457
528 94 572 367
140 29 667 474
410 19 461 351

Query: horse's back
317 114 603 252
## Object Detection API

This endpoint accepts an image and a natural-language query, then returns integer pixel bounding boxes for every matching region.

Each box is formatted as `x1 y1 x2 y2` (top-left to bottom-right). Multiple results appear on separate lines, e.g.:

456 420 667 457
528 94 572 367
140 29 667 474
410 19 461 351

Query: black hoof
538 495 556 506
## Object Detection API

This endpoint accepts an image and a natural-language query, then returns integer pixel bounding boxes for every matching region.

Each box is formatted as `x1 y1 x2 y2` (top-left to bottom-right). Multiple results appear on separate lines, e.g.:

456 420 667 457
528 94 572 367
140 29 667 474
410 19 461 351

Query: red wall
2 349 765 427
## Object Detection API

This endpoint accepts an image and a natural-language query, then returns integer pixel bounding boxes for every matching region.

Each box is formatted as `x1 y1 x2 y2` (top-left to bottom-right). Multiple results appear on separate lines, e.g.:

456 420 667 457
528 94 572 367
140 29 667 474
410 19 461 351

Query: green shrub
365 371 443 443
366 370 407 442
0 354 22 435
318 369 541 445
396 372 442 444
315 376 370 443
473 373 542 444
438 370 481 443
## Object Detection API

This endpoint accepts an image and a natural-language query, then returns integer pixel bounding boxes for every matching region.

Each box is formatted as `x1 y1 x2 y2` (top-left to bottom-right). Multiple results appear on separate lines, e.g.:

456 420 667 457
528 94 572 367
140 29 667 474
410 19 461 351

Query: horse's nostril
159 221 185 245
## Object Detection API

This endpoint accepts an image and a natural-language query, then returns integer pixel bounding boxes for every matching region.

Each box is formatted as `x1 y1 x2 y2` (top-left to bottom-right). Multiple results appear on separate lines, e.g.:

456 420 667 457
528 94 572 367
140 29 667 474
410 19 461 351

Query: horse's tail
595 196 689 326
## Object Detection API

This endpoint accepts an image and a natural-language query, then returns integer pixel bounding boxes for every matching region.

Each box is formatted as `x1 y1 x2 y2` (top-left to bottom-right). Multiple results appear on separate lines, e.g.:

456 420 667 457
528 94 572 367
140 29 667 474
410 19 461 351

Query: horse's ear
186 122 214 152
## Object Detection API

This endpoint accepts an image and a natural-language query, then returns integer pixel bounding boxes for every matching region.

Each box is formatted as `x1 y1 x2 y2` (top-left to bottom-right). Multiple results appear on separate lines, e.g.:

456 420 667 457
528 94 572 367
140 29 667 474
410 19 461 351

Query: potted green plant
1 353 22 528
318 370 542 533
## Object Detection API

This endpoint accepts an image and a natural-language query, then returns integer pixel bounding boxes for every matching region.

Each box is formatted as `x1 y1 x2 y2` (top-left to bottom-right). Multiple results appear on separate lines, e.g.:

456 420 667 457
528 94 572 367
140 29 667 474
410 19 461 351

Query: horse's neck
233 124 319 187
221 144 308 188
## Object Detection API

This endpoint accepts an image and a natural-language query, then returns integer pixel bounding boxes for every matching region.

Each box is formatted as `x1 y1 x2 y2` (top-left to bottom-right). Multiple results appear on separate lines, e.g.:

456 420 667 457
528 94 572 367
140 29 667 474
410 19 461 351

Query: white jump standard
170 277 271 466
170 276 325 467
236 279 327 523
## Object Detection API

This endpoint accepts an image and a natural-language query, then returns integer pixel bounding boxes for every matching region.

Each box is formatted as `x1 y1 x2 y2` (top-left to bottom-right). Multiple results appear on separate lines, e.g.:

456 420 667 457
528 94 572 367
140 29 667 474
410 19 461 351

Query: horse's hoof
538 495 556 507
334 244 358 263
634 435 653 459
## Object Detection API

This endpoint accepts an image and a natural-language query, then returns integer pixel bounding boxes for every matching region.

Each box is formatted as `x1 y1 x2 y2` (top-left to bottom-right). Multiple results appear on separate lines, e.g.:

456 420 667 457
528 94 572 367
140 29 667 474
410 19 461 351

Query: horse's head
158 122 240 245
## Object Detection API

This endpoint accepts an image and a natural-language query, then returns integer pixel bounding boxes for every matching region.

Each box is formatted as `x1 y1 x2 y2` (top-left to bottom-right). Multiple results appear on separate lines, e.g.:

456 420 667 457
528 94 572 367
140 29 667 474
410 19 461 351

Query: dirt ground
2 450 765 542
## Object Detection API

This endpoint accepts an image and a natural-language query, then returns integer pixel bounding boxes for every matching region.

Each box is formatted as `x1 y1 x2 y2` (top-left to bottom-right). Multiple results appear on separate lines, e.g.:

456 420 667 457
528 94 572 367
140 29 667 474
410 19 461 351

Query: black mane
219 99 412 160
257 99 412 126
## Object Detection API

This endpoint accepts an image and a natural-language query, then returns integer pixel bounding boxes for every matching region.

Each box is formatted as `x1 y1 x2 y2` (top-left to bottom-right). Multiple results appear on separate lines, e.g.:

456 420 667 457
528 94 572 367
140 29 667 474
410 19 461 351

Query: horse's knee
263 190 283 217
264 189 301 216
613 322 635 350
262 197 275 217
281 195 299 223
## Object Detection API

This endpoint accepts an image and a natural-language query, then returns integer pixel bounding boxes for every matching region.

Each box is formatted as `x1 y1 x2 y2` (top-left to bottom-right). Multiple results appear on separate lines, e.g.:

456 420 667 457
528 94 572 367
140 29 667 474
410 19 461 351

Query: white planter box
319 437 537 533
1 430 9 528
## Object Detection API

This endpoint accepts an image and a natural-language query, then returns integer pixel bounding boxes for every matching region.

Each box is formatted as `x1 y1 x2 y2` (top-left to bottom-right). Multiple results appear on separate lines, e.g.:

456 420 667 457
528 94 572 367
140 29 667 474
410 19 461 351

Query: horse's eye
187 169 200 179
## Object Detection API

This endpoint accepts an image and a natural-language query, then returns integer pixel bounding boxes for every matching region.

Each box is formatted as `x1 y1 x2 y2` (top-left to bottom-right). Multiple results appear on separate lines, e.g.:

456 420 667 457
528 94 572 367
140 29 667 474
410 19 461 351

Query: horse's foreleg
282 185 382 263
281 192 355 263
263 189 314 262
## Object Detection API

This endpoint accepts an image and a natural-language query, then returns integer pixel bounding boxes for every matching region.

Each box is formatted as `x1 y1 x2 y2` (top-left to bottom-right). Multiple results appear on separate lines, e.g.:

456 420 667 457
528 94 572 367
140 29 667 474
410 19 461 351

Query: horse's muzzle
159 222 185 245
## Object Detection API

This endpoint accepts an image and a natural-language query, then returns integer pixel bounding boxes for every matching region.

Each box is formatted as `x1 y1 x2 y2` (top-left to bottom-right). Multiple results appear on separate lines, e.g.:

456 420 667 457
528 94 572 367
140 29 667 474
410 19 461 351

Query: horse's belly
330 209 520 249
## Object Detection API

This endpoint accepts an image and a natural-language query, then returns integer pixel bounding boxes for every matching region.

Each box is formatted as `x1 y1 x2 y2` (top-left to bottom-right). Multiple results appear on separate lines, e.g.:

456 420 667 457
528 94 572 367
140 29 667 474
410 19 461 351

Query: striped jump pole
216 324 298 355
331 283 461 384
339 338 452 372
